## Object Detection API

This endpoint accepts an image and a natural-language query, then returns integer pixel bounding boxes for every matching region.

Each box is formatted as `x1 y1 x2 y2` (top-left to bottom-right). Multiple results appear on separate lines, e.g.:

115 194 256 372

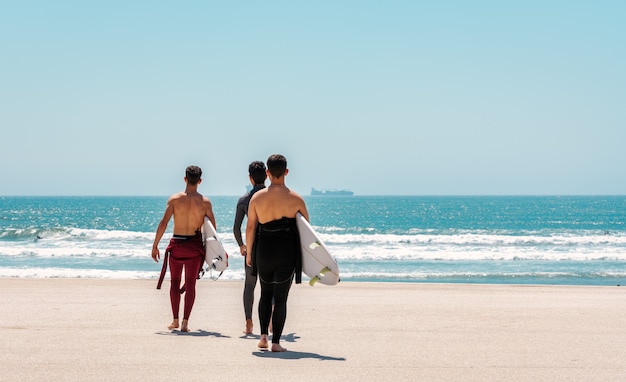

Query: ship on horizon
311 188 354 196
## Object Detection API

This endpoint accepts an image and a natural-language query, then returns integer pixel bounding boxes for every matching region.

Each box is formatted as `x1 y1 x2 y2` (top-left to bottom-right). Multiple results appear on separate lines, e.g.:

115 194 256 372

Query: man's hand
151 247 160 263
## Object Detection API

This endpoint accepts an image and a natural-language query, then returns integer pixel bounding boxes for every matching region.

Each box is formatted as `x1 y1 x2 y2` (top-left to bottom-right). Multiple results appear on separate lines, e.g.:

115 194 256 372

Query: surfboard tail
309 266 331 286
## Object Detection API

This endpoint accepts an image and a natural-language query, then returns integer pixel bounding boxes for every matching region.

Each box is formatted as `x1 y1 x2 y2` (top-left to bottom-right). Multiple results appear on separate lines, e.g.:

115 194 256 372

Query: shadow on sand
252 350 346 361
246 332 345 361
240 332 301 343
155 329 230 338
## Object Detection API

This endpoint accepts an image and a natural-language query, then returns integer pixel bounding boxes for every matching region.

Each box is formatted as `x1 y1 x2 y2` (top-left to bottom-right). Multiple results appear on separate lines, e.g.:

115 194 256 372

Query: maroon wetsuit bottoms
165 232 204 320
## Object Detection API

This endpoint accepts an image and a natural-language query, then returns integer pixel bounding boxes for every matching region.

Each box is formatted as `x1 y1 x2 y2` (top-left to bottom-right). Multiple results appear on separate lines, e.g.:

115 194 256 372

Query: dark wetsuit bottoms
243 263 257 320
255 217 299 344
166 232 204 320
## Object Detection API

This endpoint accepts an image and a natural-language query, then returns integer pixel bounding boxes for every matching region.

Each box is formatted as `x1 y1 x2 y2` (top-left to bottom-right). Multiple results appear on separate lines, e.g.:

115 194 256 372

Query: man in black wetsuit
246 154 309 352
233 161 266 335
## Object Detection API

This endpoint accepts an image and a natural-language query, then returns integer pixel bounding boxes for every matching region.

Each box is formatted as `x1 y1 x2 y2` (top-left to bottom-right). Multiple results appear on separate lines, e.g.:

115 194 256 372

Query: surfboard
202 216 228 273
296 212 339 286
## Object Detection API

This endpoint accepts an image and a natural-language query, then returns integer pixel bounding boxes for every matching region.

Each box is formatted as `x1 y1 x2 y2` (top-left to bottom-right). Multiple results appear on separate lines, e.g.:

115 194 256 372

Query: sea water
1 195 624 285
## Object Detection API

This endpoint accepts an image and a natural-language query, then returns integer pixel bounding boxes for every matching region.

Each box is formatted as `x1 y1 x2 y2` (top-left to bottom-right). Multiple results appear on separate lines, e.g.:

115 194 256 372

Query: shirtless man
246 154 309 352
152 165 216 332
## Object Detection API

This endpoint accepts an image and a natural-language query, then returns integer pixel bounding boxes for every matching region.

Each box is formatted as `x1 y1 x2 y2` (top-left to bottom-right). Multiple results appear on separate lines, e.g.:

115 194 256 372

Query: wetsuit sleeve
233 199 247 247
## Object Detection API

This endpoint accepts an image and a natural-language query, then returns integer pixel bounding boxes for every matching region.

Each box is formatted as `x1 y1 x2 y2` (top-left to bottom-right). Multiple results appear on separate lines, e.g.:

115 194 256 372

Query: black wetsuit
233 184 265 321
251 217 302 344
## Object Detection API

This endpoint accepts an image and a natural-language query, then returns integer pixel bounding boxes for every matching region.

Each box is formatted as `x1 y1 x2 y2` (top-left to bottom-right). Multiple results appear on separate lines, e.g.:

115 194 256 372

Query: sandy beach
1 278 624 381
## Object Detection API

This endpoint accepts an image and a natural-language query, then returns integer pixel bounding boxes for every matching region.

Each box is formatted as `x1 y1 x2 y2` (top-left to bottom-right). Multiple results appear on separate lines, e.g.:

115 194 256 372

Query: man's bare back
152 186 215 263
251 185 308 224
169 191 214 236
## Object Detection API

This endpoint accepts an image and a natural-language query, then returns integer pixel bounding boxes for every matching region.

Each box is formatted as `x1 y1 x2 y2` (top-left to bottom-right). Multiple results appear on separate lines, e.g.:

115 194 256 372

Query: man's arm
205 198 216 229
233 201 246 248
245 199 258 267
151 198 174 263
294 193 309 221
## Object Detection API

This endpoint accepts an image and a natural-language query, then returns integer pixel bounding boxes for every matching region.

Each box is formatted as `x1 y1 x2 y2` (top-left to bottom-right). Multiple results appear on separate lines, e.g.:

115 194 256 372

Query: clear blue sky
1 1 624 196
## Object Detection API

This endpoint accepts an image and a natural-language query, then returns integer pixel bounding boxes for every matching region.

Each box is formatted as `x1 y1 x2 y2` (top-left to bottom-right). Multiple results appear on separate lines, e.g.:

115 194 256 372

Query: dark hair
248 161 267 185
185 165 202 185
266 154 287 178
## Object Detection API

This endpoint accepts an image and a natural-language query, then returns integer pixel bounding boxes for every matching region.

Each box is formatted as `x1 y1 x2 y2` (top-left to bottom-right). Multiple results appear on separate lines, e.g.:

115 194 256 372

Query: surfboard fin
309 276 320 286
309 241 321 250
309 266 331 286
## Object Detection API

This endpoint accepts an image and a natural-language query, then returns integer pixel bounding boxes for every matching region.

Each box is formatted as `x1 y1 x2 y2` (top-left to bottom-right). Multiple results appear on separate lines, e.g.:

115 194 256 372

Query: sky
1 1 625 196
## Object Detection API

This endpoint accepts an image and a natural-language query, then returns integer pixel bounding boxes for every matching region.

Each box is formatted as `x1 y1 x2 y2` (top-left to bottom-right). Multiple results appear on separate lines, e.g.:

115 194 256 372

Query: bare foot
258 334 269 350
271 343 287 352
243 319 253 335
168 319 179 330
181 319 190 332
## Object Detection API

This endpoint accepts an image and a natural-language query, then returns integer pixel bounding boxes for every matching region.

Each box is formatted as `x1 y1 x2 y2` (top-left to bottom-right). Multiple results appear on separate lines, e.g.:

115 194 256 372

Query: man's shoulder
286 189 305 202
250 188 269 200
288 188 303 198
201 195 212 207
168 192 186 201
170 191 208 203
237 192 250 205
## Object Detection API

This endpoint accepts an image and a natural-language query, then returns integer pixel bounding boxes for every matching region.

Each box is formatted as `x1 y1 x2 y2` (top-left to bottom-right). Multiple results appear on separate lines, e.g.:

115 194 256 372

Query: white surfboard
296 212 339 286
202 216 228 273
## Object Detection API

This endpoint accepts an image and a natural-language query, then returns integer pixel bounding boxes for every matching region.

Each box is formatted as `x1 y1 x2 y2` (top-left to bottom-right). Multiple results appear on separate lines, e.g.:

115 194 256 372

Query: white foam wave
314 231 626 261
337 269 626 280
0 247 149 258
2 230 626 262
2 265 623 282
0 267 157 279
38 228 155 242
0 267 246 280
328 244 626 261
2 228 626 265
320 231 626 247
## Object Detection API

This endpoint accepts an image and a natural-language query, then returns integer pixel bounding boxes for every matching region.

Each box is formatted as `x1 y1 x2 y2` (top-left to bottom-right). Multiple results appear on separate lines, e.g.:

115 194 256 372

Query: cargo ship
310 188 354 196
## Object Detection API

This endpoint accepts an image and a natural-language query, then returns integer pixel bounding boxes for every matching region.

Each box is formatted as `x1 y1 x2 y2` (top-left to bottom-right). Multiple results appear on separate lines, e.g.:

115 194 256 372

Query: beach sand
1 278 625 381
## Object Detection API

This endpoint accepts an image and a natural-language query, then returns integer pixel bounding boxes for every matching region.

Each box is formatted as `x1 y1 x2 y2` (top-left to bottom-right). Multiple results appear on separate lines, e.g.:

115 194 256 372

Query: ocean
1 195 625 286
